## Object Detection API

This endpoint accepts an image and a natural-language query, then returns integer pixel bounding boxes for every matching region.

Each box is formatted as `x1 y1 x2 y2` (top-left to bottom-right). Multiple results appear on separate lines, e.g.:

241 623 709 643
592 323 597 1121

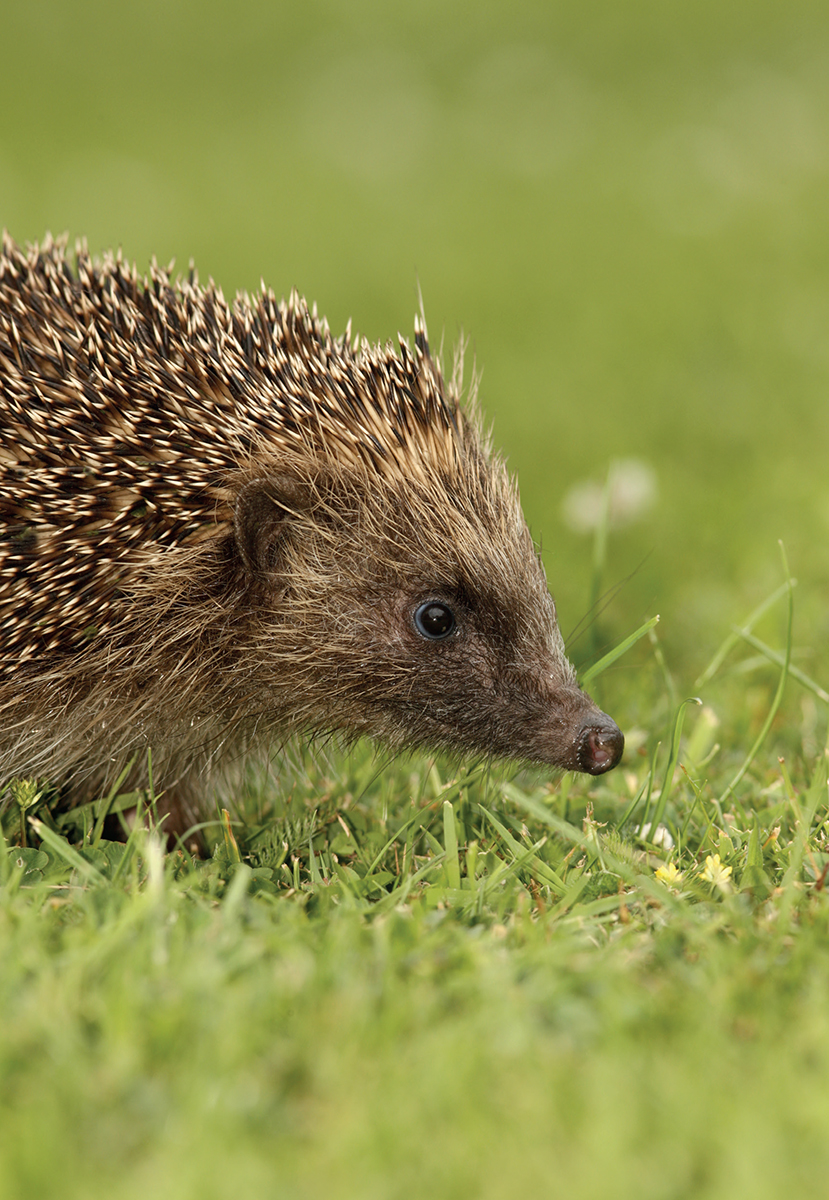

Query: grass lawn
4 713 829 1199
3 1 829 1196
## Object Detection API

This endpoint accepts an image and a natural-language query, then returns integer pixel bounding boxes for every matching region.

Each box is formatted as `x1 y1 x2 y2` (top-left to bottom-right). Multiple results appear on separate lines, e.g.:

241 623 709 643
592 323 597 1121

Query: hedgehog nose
576 712 624 775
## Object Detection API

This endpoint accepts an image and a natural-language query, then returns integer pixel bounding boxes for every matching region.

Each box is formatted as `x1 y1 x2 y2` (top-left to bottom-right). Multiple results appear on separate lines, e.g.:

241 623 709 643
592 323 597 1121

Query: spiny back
0 234 470 665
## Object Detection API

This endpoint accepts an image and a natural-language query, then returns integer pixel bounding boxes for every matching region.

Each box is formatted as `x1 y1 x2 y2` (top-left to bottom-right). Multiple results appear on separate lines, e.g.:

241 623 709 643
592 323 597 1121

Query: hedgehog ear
234 475 312 578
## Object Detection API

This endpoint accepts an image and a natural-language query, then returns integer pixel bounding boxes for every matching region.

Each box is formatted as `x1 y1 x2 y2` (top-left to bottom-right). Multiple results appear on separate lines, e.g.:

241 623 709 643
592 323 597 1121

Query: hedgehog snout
574 712 625 775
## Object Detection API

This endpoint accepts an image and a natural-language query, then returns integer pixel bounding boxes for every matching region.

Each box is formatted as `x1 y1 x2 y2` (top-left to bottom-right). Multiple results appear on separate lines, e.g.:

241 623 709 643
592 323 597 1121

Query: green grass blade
719 551 794 806
646 697 702 839
733 628 829 705
580 615 660 685
695 578 797 689
442 801 461 890
27 819 106 884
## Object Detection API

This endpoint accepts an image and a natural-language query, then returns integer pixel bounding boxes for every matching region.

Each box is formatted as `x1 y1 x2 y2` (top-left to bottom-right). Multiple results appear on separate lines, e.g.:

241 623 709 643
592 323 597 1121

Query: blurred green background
2 0 828 678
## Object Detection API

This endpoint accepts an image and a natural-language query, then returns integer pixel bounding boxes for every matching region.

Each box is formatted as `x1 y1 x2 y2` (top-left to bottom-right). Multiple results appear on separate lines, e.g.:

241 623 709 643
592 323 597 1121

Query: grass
3 0 829 1194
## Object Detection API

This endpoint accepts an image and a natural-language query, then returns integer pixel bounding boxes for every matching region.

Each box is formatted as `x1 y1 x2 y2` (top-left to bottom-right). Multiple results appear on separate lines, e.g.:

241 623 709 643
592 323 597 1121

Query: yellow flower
655 862 683 884
700 853 733 891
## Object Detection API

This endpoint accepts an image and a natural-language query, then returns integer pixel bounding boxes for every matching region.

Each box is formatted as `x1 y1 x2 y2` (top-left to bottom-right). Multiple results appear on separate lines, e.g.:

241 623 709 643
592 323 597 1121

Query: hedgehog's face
360 570 624 778
234 472 623 777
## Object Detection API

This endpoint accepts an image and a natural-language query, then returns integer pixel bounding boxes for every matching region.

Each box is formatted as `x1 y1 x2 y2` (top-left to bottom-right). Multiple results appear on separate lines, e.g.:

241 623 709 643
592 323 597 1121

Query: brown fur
0 234 623 837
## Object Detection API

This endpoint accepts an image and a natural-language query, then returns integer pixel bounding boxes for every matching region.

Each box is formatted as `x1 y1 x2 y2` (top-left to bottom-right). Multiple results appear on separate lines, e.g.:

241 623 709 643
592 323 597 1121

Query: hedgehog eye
414 601 456 640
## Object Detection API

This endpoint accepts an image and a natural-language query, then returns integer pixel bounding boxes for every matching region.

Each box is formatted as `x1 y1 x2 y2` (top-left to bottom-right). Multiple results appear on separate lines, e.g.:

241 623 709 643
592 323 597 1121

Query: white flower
561 459 657 534
638 822 674 849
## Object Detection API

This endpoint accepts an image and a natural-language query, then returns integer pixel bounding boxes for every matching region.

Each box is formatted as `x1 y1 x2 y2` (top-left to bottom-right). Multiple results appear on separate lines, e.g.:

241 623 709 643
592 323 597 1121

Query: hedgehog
0 233 623 839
